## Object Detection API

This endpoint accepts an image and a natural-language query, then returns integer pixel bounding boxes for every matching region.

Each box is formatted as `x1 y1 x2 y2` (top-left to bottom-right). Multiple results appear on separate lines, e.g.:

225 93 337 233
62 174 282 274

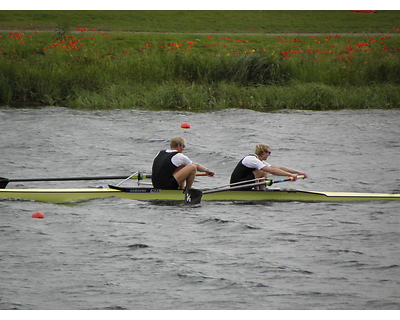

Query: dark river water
1 107 399 310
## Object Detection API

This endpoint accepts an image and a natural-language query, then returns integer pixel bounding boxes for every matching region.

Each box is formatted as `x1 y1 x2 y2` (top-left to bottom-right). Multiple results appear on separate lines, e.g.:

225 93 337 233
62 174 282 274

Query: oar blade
184 188 203 205
0 178 10 189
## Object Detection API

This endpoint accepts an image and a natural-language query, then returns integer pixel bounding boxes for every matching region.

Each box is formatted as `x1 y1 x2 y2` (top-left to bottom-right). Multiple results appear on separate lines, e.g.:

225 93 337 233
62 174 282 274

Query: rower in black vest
151 137 215 190
230 144 308 190
152 150 181 189
230 154 261 190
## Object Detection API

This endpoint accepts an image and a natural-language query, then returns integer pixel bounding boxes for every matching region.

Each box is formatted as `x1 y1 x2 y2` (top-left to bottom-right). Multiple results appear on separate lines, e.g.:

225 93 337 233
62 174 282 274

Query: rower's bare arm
195 164 215 176
277 166 308 178
266 166 308 179
263 166 298 178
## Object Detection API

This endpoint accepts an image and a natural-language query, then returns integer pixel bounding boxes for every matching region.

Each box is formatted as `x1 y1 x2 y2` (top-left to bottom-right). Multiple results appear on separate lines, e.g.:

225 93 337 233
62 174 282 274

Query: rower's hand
205 170 215 177
290 173 307 181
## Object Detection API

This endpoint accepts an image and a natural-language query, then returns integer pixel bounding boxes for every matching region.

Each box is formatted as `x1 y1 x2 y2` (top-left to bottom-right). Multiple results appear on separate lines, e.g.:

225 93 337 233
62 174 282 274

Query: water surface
1 107 399 309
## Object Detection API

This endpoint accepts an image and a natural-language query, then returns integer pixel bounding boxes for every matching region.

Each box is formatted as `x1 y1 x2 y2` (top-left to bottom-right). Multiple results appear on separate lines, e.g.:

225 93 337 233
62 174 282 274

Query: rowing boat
1 173 399 204
1 186 399 203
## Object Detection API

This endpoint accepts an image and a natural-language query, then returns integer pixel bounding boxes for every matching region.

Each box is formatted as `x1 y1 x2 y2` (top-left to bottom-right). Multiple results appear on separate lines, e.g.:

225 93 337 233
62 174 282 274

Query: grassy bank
1 11 400 110
1 10 399 34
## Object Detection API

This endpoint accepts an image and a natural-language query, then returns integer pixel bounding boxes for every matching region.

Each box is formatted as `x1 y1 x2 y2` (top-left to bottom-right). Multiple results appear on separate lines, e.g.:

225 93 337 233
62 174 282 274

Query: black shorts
162 176 180 190
232 172 256 191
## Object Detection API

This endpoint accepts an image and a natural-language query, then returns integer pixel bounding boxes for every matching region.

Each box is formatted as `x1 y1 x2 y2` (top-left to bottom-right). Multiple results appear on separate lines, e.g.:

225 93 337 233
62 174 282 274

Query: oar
203 177 263 191
0 173 147 189
185 175 305 204
0 172 210 188
115 171 139 187
204 175 305 193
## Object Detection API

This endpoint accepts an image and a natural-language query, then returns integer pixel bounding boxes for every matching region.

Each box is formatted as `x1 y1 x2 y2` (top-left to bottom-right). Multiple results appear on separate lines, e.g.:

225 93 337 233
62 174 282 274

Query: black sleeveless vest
152 150 178 188
230 155 256 184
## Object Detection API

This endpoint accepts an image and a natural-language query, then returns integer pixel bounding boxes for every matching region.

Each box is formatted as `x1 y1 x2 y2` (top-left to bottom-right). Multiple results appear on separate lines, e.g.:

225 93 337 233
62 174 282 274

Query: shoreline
1 13 399 111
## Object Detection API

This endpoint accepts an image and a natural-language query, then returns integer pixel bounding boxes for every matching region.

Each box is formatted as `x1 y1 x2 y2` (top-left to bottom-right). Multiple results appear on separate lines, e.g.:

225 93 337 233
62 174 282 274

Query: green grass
0 10 399 34
1 10 400 111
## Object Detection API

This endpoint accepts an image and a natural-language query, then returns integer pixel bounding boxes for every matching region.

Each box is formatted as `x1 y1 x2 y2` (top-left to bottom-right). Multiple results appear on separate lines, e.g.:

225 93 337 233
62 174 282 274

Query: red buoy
181 122 191 129
32 212 44 219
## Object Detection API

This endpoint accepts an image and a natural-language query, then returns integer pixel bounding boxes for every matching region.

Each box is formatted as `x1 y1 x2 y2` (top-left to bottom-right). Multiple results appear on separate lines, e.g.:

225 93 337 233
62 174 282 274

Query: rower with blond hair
152 137 214 190
230 144 308 190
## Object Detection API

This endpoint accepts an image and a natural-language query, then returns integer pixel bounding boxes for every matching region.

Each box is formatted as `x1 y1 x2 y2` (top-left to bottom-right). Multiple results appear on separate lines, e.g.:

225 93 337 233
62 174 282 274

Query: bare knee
188 163 197 173
253 170 267 179
174 164 196 182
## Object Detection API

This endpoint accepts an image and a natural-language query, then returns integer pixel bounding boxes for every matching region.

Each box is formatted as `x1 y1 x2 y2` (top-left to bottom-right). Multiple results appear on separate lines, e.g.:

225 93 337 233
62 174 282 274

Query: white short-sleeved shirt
164 149 193 167
242 155 271 170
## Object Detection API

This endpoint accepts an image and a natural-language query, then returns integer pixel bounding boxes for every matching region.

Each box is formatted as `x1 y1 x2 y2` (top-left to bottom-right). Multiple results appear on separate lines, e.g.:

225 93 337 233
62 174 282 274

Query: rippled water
1 107 399 310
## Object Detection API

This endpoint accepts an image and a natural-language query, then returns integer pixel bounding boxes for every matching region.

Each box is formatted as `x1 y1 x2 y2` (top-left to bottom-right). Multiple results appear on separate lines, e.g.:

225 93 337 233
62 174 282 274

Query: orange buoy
32 212 44 219
181 122 191 129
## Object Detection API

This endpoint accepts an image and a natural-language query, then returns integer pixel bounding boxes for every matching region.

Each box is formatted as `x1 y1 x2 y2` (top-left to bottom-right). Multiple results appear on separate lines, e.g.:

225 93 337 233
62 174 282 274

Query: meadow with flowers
1 11 400 110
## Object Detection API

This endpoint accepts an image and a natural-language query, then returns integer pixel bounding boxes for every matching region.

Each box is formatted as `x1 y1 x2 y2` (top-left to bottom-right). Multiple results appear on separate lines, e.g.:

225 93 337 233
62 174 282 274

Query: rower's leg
173 164 197 189
253 170 267 190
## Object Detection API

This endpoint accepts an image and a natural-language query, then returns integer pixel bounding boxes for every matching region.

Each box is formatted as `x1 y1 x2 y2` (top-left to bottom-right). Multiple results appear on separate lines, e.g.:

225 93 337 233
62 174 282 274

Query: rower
151 137 214 190
230 144 308 190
